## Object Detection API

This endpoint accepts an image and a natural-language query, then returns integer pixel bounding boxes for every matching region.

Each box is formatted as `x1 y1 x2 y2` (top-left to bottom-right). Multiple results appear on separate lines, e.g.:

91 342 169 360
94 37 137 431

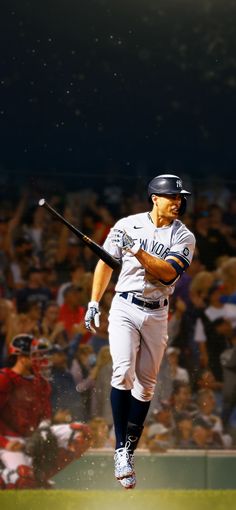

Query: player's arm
111 228 195 284
136 247 193 284
108 229 181 282
85 260 113 331
135 251 181 282
91 259 114 302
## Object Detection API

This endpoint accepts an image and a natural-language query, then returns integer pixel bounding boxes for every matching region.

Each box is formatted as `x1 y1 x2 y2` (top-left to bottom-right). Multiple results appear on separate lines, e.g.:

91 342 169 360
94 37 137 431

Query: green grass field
1 490 236 510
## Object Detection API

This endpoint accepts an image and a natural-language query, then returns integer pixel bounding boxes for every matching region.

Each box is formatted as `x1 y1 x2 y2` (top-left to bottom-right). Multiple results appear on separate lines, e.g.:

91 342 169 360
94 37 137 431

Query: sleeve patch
183 247 190 257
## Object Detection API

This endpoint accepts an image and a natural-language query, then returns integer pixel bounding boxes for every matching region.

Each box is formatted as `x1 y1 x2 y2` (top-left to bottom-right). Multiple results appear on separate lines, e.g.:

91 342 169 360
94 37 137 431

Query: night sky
1 0 236 182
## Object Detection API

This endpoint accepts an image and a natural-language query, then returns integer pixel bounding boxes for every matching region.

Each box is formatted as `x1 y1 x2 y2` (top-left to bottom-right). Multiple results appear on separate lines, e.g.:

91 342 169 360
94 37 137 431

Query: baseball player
0 334 91 489
85 174 196 489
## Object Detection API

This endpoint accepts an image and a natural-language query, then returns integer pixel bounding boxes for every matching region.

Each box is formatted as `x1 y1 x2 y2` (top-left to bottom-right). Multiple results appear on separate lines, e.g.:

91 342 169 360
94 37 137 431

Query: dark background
1 0 236 185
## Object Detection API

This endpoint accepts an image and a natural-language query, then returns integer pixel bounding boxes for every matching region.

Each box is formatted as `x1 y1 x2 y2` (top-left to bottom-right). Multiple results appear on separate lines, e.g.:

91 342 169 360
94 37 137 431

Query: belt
119 292 168 310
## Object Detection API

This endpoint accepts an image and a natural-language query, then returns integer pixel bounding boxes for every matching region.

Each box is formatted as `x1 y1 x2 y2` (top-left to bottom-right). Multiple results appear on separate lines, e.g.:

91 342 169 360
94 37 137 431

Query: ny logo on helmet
176 179 182 188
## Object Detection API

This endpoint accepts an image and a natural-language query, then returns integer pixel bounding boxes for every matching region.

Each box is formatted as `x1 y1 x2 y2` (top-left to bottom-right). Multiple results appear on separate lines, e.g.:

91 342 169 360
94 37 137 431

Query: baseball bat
38 199 120 270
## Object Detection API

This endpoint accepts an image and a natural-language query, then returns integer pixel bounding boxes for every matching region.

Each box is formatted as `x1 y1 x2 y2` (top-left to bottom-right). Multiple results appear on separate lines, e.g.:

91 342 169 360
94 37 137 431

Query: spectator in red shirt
58 284 90 343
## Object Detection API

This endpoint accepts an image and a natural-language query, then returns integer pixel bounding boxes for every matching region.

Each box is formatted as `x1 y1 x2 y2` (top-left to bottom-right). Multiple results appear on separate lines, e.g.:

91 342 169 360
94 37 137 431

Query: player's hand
110 229 140 254
85 301 100 333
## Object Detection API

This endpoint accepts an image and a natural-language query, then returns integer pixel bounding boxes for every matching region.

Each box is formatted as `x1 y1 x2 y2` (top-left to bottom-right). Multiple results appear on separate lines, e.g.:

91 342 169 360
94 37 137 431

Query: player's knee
112 366 134 390
132 385 154 401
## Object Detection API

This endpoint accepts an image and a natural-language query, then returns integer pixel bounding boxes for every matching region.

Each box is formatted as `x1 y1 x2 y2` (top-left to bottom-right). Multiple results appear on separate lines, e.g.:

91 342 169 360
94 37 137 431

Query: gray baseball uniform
103 211 195 401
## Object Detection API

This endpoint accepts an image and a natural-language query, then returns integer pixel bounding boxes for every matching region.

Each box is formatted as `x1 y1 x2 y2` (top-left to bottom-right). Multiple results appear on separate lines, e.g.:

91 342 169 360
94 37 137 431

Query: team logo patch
183 247 189 257
176 179 182 188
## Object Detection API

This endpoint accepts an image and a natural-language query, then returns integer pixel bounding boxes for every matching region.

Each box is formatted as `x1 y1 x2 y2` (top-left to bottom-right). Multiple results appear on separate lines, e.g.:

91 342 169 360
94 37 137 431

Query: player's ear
151 194 158 207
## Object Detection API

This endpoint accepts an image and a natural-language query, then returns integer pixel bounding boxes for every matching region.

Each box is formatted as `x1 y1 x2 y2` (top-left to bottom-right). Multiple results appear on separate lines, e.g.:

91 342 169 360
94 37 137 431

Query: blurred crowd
1 175 236 452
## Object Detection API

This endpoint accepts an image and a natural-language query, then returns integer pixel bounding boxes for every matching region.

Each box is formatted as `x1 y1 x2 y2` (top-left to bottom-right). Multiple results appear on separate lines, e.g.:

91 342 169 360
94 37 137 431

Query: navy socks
110 387 131 449
110 387 151 451
129 395 151 426
126 396 151 452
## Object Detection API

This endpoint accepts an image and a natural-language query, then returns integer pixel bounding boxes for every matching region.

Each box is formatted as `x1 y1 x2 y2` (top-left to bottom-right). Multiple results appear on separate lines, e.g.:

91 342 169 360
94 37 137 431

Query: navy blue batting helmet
147 174 191 215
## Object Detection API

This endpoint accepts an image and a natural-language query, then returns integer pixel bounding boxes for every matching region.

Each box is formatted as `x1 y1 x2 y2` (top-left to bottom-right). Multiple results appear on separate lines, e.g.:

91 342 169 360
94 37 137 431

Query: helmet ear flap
179 197 187 216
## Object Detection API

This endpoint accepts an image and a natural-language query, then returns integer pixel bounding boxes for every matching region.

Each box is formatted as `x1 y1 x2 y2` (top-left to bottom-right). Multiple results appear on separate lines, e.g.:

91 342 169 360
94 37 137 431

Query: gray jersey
103 211 195 301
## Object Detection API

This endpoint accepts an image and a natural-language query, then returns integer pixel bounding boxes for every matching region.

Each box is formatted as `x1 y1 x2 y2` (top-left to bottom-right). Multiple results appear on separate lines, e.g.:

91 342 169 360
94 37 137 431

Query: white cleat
119 473 136 490
114 447 134 479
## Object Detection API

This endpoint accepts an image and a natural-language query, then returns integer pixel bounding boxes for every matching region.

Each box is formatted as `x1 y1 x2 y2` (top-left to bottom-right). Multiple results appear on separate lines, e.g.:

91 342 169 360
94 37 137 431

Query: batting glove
110 229 140 255
85 301 100 332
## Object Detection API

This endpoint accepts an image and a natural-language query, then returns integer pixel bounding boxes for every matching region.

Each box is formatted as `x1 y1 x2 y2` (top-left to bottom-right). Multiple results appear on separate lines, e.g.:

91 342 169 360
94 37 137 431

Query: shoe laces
114 446 130 467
